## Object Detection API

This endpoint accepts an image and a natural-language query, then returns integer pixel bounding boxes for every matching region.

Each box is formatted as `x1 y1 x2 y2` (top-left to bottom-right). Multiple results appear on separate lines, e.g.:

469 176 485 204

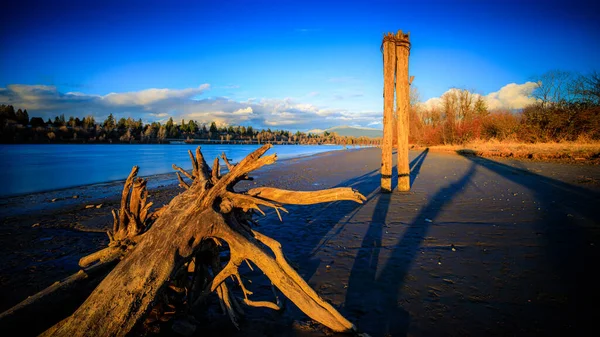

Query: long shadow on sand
409 148 428 188
274 149 598 336
458 154 600 333
303 148 430 267
262 150 430 325
343 159 476 336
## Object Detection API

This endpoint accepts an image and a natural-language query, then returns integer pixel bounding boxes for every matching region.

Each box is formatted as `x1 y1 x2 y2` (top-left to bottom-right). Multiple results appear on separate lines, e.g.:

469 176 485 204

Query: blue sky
1 0 598 131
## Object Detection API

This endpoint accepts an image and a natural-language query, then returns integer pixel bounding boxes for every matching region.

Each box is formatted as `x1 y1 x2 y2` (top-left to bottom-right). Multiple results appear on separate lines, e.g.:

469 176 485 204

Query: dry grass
412 140 600 163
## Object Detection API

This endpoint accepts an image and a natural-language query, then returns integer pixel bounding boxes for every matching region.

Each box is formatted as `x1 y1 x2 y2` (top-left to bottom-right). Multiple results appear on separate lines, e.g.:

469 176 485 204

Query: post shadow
457 153 600 334
246 149 433 332
343 162 477 336
300 149 431 275
409 148 428 188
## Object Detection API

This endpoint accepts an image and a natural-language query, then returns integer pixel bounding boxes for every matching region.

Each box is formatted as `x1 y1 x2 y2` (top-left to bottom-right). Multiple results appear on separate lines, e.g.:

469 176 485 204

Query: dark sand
1 147 599 336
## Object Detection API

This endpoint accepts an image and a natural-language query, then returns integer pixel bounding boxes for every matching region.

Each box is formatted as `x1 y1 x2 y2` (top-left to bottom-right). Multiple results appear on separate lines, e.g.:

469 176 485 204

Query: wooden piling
394 31 411 191
381 35 396 193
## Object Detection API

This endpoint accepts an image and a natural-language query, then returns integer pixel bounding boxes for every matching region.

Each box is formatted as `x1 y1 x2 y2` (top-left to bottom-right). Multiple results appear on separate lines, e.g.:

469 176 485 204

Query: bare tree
531 70 574 107
410 85 421 107
572 71 600 105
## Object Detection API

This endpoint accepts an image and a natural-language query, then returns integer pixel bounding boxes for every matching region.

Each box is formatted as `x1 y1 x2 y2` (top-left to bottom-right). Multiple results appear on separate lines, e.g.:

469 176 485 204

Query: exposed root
31 144 366 337
78 167 157 268
78 246 122 269
175 172 190 190
172 163 194 181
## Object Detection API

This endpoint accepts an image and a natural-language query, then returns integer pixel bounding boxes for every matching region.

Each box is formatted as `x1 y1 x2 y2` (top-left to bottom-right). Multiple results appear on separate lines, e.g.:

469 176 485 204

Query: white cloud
484 82 538 110
102 84 210 106
4 81 540 131
232 107 253 115
419 96 442 111
0 84 381 131
419 82 539 112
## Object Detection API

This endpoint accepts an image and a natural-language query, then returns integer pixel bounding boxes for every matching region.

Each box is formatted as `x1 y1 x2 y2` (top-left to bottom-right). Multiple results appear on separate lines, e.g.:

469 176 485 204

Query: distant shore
0 139 361 145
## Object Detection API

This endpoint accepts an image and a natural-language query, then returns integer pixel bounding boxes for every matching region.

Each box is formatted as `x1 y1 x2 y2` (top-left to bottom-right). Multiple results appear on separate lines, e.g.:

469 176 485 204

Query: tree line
0 107 379 146
410 70 600 145
4 69 596 147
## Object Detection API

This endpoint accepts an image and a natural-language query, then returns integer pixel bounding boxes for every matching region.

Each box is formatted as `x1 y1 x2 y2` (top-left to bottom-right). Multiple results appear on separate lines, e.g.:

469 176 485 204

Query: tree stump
39 144 366 336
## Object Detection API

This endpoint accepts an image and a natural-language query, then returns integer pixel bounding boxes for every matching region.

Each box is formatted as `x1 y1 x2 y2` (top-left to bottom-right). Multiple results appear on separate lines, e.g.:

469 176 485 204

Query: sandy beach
1 147 599 336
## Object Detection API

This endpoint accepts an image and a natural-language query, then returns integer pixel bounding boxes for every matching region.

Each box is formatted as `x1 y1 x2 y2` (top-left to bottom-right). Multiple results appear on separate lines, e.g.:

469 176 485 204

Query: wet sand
1 147 599 336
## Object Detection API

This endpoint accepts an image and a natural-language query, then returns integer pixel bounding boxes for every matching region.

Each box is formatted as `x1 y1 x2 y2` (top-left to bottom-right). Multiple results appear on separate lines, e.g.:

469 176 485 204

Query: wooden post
394 30 411 191
381 34 396 193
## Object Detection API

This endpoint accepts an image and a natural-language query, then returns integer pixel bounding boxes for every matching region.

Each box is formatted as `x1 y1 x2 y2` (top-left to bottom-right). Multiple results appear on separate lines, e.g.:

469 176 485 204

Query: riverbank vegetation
2 70 598 160
0 107 378 146
408 70 600 161
410 70 599 145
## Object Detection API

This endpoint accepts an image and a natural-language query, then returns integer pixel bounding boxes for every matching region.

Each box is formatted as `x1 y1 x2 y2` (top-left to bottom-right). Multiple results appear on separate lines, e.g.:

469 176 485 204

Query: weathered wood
381 34 396 193
0 163 159 335
40 144 365 337
0 260 118 337
395 30 411 191
247 187 366 205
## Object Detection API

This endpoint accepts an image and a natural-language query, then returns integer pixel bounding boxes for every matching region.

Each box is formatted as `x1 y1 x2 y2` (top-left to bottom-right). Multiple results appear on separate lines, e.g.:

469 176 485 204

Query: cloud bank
0 81 541 131
419 82 539 111
0 84 379 131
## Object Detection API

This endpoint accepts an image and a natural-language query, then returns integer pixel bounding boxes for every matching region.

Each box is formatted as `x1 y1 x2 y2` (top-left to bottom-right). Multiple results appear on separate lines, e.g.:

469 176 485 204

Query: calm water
0 144 346 197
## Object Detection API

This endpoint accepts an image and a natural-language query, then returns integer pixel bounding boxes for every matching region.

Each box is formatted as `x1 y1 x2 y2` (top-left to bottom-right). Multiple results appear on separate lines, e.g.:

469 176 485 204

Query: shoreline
1 141 594 200
0 144 365 198
0 147 367 219
1 146 599 336
2 144 598 226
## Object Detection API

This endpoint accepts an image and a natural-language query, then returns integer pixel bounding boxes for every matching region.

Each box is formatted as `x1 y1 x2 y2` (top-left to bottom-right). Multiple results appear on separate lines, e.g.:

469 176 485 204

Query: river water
0 144 347 197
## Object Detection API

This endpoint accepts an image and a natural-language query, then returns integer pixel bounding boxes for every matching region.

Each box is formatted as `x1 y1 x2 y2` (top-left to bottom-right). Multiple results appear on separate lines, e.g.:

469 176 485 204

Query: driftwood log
27 144 366 336
0 166 161 336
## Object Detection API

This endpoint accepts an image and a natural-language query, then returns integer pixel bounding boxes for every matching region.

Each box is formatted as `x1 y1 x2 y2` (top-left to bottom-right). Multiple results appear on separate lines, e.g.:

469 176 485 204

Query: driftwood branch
4 144 367 337
247 187 366 205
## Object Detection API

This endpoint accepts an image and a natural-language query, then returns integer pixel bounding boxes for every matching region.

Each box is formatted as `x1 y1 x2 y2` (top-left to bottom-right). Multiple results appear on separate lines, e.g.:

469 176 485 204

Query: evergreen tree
158 125 167 142
209 121 218 134
103 113 116 130
15 108 29 125
117 117 127 130
0 104 16 120
30 117 45 128
166 117 174 131
83 115 96 129
187 120 198 133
